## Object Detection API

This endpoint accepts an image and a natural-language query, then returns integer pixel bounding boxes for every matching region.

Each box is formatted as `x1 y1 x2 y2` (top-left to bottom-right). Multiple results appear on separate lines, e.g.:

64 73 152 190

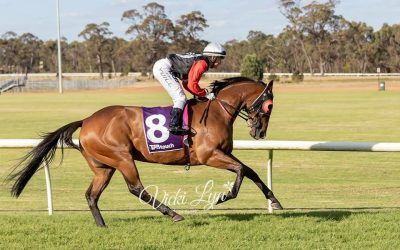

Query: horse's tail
7 120 83 198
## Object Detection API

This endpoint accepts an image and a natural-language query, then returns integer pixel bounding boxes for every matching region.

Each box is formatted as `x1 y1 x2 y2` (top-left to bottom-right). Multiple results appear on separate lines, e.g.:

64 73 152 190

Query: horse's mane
210 77 263 95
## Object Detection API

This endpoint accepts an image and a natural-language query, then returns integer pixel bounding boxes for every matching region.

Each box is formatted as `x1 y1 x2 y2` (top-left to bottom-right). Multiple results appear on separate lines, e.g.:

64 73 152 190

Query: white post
44 161 54 215
267 149 273 213
56 0 63 94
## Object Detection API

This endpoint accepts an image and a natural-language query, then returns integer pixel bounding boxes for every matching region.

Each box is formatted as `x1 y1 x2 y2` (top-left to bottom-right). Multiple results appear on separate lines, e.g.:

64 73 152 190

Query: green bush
240 54 264 81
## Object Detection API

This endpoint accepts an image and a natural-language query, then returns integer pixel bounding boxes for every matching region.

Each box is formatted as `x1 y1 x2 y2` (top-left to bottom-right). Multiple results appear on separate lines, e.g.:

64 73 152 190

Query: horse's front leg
229 154 283 210
205 150 283 209
204 149 245 205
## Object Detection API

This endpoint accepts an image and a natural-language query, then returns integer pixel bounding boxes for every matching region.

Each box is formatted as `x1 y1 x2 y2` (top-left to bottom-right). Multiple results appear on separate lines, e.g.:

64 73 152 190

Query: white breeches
153 58 186 110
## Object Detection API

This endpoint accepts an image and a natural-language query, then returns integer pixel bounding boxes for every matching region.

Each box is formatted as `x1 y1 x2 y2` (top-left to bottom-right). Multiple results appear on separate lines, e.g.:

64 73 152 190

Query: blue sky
0 0 399 43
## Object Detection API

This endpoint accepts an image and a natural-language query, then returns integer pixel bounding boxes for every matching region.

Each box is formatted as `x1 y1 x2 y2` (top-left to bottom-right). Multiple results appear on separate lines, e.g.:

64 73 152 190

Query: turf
0 81 399 248
0 211 399 249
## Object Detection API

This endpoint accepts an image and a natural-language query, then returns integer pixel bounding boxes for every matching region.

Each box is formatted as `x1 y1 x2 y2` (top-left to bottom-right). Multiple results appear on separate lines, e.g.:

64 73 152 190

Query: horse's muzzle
250 127 266 140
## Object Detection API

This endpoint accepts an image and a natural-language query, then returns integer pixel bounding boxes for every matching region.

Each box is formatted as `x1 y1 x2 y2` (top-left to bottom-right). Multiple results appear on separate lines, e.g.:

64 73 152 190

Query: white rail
2 139 400 214
233 140 400 152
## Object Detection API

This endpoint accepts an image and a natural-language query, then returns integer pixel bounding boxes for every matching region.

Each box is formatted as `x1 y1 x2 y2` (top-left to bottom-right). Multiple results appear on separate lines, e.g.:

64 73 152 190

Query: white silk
153 58 186 110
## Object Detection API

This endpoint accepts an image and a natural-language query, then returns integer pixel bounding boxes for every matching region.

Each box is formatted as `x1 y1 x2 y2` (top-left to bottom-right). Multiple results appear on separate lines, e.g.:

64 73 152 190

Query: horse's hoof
172 214 185 222
215 194 227 205
271 202 283 210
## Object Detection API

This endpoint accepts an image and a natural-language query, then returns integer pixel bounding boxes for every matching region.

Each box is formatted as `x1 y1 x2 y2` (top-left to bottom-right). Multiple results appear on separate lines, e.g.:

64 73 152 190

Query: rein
199 100 212 125
216 98 249 121
199 98 247 125
216 98 235 120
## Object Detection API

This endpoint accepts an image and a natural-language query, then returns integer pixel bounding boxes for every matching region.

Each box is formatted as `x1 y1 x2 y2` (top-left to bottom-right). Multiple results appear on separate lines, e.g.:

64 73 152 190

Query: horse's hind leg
83 153 115 227
116 154 184 222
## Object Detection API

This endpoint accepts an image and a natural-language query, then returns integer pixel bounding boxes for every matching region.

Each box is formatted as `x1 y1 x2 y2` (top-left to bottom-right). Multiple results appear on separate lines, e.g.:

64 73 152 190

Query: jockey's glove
205 91 216 100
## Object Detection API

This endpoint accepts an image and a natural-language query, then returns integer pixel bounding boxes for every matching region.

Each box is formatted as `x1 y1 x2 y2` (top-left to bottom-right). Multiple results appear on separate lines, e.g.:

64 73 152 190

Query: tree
65 41 87 72
275 29 305 72
105 37 129 75
374 23 400 72
39 40 58 73
114 41 134 75
122 2 174 74
279 0 314 74
335 19 374 73
173 11 209 52
279 0 340 75
79 22 113 78
18 33 42 73
0 31 19 73
240 54 264 80
386 24 400 72
219 39 249 72
247 31 278 72
300 0 340 75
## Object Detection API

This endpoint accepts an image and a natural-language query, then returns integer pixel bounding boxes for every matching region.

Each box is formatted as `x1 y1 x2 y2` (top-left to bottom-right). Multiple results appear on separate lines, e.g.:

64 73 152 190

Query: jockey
153 42 226 135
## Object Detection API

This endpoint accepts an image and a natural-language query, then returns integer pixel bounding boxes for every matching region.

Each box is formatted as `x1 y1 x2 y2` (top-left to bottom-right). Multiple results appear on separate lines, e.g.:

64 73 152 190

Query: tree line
0 1 399 77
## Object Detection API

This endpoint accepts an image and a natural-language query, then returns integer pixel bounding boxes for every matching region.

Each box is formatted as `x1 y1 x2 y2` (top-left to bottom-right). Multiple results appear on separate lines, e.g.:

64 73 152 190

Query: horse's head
209 77 274 140
245 80 274 140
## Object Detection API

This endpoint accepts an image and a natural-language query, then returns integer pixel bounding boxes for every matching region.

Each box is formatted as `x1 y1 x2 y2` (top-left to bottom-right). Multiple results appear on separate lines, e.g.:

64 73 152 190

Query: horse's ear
267 80 273 91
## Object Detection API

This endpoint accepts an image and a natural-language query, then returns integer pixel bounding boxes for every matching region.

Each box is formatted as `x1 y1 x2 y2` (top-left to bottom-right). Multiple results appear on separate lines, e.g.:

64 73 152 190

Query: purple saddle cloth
142 106 188 153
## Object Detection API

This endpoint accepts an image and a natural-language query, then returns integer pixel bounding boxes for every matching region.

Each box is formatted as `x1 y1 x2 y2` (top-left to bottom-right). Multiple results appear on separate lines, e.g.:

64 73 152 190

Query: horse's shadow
111 208 397 226
212 213 260 222
112 211 350 227
207 210 354 222
275 210 354 222
112 213 256 226
278 207 400 221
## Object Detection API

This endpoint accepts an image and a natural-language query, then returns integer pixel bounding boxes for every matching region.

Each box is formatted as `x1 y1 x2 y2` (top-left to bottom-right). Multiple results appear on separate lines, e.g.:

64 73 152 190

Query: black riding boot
169 108 190 135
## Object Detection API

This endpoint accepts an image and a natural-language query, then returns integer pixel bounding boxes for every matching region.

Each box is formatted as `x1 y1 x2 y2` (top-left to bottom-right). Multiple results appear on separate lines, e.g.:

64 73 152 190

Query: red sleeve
186 60 208 96
181 80 191 93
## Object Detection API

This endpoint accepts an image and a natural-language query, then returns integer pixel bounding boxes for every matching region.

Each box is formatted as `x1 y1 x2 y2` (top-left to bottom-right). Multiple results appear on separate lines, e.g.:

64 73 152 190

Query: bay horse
7 77 283 227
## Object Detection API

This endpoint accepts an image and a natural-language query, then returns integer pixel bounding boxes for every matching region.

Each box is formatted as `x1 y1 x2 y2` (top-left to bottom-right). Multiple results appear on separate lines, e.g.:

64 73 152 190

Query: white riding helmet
203 42 226 57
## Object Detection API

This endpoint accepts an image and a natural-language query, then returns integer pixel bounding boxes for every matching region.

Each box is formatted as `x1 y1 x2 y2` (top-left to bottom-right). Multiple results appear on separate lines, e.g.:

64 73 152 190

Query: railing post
43 161 53 215
267 149 273 213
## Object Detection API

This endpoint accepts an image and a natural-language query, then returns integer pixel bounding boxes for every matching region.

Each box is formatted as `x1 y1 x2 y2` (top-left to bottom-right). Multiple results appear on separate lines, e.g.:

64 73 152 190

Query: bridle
213 83 274 129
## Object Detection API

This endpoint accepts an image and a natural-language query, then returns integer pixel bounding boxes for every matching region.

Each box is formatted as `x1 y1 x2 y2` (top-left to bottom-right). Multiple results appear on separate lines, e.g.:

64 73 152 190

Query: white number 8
145 114 170 143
